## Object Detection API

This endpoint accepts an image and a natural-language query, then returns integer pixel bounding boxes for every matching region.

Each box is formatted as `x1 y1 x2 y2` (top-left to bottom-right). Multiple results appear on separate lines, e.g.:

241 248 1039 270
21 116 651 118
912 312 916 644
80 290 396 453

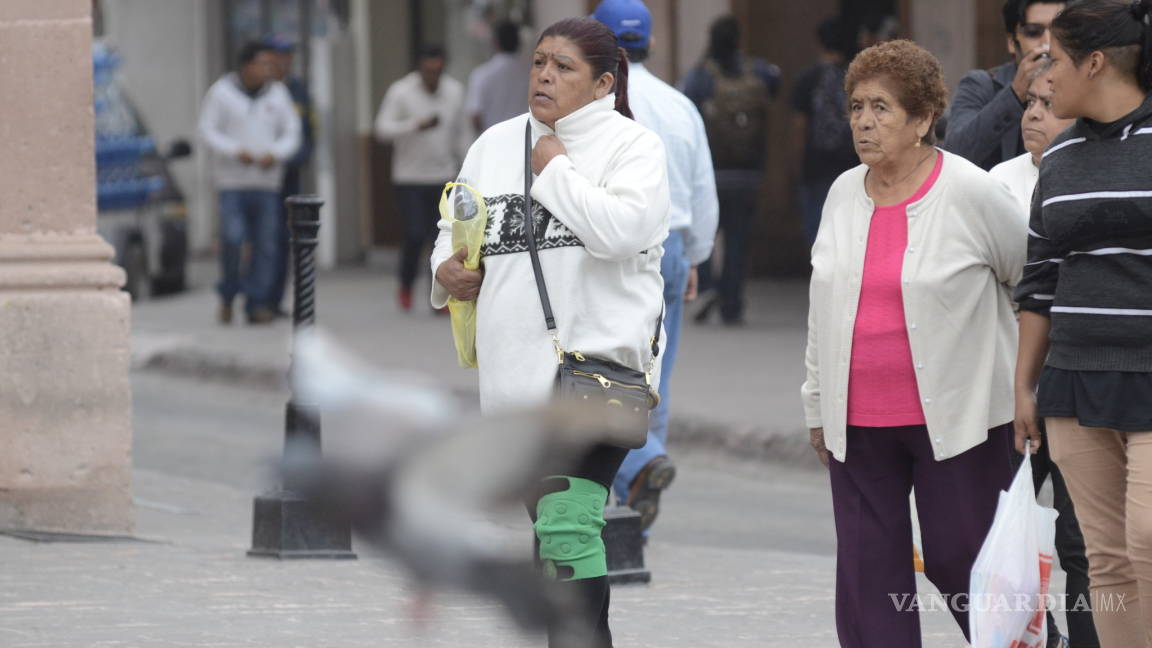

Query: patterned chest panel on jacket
480 193 584 257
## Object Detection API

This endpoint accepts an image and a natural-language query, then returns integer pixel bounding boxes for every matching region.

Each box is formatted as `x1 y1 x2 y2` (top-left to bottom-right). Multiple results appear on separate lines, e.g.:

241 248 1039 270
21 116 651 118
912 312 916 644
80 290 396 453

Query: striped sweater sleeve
1014 182 1058 315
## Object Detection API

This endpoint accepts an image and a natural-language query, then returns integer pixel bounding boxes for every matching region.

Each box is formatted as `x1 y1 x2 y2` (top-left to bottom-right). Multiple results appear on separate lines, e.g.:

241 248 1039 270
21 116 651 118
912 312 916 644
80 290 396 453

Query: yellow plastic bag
440 182 487 368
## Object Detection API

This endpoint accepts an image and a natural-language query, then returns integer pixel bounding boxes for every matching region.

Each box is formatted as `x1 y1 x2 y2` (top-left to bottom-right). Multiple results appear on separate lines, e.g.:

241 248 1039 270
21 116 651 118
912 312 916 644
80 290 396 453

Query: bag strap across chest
521 121 662 363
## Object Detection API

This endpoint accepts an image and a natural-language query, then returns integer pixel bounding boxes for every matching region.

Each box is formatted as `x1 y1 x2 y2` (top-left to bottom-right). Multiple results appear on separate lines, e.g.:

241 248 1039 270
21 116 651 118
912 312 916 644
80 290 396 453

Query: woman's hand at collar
531 135 567 175
435 247 484 301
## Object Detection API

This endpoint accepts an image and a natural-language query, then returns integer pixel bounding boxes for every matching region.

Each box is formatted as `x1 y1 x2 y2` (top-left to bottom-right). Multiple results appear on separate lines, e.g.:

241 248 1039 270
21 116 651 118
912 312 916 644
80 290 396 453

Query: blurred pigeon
283 329 621 632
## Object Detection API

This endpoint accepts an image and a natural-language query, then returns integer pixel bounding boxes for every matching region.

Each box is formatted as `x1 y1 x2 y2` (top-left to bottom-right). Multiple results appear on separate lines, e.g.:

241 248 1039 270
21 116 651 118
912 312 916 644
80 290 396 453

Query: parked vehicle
94 41 191 300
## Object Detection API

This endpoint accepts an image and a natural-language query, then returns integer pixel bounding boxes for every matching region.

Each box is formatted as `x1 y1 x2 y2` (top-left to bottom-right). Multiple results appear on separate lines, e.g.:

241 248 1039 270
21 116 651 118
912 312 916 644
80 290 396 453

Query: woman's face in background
530 36 612 128
1022 75 1075 158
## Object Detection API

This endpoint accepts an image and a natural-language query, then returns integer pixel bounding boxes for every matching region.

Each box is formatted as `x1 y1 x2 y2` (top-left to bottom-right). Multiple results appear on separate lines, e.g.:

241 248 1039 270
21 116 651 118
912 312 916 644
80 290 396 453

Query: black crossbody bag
521 123 661 450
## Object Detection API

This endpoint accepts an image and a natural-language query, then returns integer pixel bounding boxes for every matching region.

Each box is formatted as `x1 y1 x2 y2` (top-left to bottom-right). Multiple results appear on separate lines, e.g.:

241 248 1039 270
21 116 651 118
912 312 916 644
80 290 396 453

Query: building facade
98 0 1005 276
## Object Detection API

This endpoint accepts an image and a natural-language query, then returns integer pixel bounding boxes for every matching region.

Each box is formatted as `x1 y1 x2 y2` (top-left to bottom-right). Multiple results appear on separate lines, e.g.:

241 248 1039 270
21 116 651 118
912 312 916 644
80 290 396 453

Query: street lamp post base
248 492 356 560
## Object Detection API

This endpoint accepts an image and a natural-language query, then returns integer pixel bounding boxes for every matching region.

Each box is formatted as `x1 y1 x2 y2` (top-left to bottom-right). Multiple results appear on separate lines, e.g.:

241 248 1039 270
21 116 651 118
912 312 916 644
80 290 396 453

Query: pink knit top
846 152 942 428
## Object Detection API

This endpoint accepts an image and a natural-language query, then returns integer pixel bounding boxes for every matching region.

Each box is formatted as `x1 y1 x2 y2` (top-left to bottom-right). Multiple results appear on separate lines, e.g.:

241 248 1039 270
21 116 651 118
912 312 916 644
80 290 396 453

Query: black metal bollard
604 505 651 584
248 195 355 560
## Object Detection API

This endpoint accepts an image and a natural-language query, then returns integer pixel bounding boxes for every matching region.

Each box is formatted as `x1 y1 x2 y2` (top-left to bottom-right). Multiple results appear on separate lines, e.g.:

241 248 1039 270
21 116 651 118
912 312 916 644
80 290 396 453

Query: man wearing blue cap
593 0 719 534
263 35 314 318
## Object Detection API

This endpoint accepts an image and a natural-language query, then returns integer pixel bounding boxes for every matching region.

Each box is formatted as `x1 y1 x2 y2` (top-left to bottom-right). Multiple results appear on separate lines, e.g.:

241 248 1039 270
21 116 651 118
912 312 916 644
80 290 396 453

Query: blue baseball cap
262 34 295 53
592 0 652 50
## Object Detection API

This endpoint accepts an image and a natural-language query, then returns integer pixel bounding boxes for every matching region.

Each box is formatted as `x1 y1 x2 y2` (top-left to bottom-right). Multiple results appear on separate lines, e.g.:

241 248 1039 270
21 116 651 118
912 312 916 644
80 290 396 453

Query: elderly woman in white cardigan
801 40 1026 648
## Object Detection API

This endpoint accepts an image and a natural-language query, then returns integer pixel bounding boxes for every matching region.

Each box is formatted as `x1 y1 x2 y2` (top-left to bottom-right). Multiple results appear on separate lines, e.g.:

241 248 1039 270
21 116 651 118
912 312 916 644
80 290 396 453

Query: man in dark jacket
263 35 314 317
680 15 779 326
943 0 1064 170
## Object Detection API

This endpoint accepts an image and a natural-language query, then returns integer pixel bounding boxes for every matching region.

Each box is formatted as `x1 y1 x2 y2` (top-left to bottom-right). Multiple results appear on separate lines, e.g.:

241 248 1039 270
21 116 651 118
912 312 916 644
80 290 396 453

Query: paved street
1 372 972 647
0 265 1058 646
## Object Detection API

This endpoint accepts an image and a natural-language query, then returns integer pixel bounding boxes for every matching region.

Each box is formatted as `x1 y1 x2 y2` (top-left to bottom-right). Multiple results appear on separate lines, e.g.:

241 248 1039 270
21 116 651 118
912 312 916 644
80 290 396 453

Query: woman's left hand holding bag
436 247 484 301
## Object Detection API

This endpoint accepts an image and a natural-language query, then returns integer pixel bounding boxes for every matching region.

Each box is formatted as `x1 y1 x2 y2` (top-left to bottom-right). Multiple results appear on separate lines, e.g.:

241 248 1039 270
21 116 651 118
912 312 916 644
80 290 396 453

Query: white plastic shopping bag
969 443 1058 648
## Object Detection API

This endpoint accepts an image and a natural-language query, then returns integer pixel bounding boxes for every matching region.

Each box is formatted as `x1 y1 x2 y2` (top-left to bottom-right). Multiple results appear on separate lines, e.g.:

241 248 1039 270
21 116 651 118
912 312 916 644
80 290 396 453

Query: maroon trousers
829 423 1015 648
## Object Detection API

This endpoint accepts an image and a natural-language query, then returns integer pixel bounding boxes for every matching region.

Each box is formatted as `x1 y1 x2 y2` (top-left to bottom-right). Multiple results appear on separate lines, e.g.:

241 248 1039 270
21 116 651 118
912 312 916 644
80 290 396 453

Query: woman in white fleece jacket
431 17 669 648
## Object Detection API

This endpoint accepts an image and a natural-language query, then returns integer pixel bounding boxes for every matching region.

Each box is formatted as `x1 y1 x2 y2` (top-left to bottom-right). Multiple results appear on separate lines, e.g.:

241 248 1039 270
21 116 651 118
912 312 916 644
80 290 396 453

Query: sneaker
1046 636 1069 648
398 287 413 312
218 302 233 325
626 457 676 531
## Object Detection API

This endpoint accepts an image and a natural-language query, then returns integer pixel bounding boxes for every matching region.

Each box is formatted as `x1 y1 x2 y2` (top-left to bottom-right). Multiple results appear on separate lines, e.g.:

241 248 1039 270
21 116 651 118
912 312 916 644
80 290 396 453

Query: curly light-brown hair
845 40 948 144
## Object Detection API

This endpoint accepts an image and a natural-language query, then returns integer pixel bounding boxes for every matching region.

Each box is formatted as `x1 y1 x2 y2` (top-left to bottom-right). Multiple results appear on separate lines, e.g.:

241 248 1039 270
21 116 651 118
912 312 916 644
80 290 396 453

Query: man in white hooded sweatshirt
198 41 300 325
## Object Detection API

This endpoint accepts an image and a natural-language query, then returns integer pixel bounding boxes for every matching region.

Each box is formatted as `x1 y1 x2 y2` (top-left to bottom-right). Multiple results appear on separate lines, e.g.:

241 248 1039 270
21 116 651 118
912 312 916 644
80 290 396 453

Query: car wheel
123 241 149 301
152 217 188 296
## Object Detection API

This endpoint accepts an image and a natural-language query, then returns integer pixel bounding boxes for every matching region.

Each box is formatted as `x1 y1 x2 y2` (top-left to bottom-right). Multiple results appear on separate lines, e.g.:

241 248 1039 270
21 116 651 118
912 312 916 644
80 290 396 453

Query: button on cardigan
802 150 1026 462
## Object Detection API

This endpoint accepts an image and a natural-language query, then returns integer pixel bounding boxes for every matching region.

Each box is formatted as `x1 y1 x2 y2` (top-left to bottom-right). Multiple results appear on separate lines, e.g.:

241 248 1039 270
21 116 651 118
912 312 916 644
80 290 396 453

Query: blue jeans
216 189 281 314
613 230 689 502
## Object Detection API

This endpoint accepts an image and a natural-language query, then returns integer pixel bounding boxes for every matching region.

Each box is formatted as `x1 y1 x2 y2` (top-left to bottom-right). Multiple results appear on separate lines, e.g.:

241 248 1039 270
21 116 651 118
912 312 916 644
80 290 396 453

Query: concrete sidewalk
131 260 817 467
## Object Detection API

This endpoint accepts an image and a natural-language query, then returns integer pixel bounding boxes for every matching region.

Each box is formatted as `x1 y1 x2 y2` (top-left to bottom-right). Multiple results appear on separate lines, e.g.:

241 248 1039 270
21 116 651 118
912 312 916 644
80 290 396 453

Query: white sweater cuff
430 259 451 309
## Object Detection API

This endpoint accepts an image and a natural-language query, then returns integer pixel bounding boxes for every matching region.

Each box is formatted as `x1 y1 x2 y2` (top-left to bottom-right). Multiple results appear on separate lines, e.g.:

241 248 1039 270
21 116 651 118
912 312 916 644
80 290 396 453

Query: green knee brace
534 476 608 581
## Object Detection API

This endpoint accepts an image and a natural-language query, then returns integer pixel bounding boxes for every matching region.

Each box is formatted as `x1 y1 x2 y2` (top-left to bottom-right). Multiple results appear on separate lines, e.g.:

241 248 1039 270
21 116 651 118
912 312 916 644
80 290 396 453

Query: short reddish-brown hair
845 40 948 144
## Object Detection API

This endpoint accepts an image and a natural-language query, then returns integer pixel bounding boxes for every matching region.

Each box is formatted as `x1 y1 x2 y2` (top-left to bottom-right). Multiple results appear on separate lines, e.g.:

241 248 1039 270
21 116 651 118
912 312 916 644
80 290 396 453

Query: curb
136 346 288 391
669 416 819 467
133 344 818 469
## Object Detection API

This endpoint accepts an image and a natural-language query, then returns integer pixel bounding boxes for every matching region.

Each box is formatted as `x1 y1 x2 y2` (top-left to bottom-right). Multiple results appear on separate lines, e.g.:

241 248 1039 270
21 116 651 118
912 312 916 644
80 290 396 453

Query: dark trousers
829 423 1015 648
800 177 835 247
395 184 443 291
1025 423 1100 647
698 170 760 323
526 444 629 648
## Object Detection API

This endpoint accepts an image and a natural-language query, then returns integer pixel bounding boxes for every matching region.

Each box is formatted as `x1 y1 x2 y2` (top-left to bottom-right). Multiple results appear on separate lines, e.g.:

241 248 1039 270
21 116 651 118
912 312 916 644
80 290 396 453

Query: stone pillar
0 0 134 534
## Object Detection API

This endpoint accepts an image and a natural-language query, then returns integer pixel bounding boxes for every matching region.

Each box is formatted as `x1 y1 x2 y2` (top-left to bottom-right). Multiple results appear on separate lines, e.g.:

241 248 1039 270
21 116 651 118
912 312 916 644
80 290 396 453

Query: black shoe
626 457 676 531
218 301 233 325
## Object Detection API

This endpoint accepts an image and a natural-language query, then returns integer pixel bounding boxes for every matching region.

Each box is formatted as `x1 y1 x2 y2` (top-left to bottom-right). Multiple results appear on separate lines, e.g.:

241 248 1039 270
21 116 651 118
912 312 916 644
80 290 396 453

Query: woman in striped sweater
1015 1 1152 645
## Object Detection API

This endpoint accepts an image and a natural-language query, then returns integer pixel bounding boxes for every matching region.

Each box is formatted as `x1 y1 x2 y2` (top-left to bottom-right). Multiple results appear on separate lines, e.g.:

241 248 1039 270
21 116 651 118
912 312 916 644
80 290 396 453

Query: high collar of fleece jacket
529 94 619 141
